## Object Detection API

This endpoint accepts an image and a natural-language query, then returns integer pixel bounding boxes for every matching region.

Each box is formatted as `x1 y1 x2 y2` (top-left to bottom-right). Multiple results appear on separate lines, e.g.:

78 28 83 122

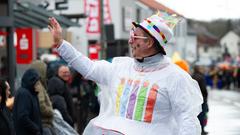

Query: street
205 89 240 135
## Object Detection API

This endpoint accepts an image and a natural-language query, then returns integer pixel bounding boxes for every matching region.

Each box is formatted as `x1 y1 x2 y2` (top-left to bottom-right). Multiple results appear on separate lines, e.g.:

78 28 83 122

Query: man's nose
128 37 133 45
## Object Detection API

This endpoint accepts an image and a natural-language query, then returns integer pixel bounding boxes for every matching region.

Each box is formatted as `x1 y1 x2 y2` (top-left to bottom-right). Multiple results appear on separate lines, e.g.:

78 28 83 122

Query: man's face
128 27 150 59
58 66 70 81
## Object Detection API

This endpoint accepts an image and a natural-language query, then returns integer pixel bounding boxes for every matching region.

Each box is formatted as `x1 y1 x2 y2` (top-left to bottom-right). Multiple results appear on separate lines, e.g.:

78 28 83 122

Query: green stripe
134 83 149 121
163 39 167 43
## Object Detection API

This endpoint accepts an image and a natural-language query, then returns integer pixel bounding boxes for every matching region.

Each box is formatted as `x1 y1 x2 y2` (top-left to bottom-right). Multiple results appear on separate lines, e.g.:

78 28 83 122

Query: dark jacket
47 76 75 126
13 69 43 135
192 71 208 102
50 95 74 126
30 60 54 128
192 70 209 127
0 104 15 135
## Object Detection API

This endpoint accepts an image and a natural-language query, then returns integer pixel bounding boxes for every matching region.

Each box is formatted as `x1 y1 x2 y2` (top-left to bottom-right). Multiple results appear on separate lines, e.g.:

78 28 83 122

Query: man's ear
147 38 154 48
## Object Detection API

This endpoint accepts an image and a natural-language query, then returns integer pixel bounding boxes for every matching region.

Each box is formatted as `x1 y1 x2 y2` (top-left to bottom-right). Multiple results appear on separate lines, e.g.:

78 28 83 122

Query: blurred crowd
0 59 99 135
205 65 240 90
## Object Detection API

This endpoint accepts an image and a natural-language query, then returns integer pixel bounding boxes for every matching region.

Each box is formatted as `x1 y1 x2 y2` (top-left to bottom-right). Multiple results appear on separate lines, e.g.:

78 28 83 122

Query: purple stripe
126 80 140 119
120 80 132 117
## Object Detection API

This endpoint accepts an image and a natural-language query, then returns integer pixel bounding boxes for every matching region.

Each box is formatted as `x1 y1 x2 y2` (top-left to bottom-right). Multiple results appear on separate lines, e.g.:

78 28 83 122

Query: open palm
48 17 63 46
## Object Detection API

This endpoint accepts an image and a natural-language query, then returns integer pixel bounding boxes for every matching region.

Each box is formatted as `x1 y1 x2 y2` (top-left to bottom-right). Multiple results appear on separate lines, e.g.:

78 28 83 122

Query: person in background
192 66 209 135
6 94 14 111
174 59 190 73
48 65 75 127
0 78 15 135
30 60 55 135
175 61 209 135
13 69 43 135
1 76 15 111
48 12 203 135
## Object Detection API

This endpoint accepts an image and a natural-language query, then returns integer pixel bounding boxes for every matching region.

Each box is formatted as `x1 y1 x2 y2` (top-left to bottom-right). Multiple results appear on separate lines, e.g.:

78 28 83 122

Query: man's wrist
56 39 63 48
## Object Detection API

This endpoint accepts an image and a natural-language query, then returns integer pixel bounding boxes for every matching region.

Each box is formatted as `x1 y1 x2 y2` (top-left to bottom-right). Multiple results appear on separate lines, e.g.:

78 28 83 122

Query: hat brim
132 22 166 55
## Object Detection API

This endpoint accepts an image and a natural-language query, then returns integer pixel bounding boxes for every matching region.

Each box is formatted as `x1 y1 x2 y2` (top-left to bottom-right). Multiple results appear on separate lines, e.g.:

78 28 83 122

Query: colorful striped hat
132 12 179 55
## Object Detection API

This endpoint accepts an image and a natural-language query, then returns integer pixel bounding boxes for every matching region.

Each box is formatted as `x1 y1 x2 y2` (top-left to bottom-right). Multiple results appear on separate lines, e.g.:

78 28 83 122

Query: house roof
197 35 218 46
190 24 219 46
185 24 218 46
139 0 183 16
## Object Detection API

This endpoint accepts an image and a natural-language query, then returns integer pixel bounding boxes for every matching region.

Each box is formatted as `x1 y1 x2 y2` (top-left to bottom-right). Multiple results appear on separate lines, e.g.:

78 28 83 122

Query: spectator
0 78 15 135
30 60 55 135
13 69 43 135
192 66 209 135
48 65 75 127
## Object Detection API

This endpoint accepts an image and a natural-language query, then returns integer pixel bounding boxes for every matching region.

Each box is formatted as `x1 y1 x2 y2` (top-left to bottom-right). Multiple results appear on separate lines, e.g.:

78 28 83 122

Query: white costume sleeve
169 74 203 135
57 40 113 85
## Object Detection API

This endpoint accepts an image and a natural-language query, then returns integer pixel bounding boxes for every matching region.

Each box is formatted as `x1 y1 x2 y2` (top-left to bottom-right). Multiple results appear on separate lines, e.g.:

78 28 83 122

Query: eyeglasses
129 28 148 42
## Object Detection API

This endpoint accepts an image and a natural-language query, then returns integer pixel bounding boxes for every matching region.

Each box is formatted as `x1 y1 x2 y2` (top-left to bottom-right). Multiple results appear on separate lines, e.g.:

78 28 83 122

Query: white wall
67 26 88 56
220 31 240 57
109 0 137 39
185 35 197 63
45 0 84 14
135 2 153 21
109 0 121 39
199 45 221 62
165 18 188 57
164 42 176 57
59 0 84 15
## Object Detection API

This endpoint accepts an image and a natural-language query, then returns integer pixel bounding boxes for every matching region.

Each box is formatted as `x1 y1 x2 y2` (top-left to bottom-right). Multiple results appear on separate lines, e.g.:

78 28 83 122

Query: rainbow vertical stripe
120 79 133 117
134 81 150 121
126 80 140 119
115 78 126 115
144 84 159 122
115 78 159 123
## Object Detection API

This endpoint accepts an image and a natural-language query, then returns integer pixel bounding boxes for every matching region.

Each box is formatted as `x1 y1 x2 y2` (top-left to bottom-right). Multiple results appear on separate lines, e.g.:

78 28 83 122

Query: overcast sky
156 0 240 21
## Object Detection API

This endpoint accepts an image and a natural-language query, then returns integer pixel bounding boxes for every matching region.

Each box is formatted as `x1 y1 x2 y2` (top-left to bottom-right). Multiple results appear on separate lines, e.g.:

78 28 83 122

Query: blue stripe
120 81 132 117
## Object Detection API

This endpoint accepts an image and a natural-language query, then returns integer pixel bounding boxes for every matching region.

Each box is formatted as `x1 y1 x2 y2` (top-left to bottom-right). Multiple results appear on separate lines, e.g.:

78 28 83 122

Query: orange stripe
144 84 159 123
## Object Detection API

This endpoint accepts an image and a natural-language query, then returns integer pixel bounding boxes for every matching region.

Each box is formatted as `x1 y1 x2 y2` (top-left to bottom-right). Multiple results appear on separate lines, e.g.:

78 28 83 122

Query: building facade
220 31 240 58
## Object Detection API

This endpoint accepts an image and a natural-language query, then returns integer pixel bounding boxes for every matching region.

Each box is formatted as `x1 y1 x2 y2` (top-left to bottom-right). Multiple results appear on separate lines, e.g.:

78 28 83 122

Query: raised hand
48 17 63 47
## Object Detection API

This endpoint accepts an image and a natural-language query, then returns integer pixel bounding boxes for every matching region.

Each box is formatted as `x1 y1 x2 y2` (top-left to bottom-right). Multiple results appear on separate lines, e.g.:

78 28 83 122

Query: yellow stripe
115 78 125 115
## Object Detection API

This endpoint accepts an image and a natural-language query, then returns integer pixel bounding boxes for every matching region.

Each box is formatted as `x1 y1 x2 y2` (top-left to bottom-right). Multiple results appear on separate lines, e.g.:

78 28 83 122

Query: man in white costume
48 13 203 135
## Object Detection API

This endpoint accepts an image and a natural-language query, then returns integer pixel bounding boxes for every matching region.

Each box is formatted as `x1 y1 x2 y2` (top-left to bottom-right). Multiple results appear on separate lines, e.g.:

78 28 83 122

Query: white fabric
53 109 79 135
58 40 203 135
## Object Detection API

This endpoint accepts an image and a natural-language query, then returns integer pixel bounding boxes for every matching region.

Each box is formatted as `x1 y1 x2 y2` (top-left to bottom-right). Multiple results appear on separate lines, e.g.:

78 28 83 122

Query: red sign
84 0 112 34
84 0 101 34
89 44 100 60
16 28 33 64
103 0 112 24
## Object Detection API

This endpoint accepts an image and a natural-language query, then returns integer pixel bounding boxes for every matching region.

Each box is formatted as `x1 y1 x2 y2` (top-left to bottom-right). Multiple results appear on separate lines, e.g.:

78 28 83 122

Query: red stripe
144 84 159 123
160 32 166 39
